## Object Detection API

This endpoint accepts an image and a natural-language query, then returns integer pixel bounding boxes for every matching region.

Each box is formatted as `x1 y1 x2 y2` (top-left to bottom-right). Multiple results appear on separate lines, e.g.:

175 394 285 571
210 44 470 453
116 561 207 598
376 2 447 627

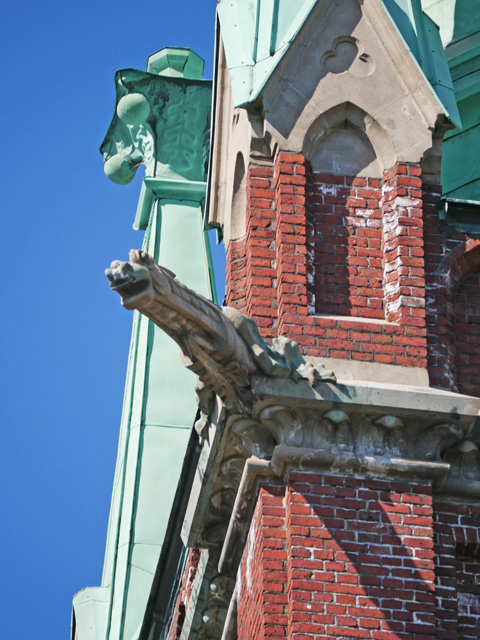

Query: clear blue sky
0 2 219 637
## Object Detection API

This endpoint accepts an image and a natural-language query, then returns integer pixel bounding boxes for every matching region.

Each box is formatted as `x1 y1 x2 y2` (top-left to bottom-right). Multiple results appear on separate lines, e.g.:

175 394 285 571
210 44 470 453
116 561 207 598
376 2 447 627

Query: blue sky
1 1 219 637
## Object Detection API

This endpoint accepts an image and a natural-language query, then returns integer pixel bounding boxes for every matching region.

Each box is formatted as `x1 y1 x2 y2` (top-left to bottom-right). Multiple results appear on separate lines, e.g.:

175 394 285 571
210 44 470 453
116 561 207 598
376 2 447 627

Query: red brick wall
381 165 426 325
423 182 480 395
237 487 287 640
226 237 247 312
238 472 438 640
276 155 309 340
166 549 201 640
225 153 480 389
454 269 480 396
433 501 480 640
456 544 480 640
226 153 428 367
226 167 278 339
245 168 278 339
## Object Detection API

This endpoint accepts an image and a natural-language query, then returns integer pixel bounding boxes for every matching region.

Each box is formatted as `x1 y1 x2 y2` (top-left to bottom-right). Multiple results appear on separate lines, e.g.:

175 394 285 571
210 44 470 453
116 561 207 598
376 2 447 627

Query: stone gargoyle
106 250 336 433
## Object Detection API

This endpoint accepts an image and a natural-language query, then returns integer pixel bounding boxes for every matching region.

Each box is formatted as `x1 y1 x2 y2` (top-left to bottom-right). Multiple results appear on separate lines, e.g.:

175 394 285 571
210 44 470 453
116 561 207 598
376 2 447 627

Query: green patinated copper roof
382 0 460 126
422 0 478 46
217 0 460 126
216 0 318 107
423 0 480 202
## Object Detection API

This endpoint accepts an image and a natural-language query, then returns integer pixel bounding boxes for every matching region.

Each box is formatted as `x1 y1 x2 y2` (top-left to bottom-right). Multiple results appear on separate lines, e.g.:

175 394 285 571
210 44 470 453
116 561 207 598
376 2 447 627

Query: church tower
162 2 480 640
74 2 480 640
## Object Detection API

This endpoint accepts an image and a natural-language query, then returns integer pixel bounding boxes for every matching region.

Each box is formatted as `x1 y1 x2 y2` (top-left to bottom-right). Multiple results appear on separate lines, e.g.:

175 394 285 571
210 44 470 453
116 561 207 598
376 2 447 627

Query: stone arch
302 102 396 177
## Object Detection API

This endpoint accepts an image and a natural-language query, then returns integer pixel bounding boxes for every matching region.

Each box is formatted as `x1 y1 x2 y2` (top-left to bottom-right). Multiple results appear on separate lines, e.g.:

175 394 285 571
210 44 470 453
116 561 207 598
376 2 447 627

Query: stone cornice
179 377 480 640
184 378 480 548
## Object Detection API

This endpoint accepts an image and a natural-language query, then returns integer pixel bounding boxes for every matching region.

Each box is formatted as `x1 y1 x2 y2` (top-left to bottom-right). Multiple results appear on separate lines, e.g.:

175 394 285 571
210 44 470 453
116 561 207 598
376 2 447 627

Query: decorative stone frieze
175 377 479 640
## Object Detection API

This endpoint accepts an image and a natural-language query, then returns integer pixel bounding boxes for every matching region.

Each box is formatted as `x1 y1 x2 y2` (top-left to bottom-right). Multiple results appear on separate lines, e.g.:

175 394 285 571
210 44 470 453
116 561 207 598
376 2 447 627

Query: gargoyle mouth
108 276 150 297
105 260 152 305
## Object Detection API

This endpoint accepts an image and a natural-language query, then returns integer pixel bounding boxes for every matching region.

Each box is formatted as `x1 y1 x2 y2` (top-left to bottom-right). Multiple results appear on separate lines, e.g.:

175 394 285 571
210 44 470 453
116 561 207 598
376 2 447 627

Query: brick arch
442 241 480 297
429 241 480 393
452 248 480 396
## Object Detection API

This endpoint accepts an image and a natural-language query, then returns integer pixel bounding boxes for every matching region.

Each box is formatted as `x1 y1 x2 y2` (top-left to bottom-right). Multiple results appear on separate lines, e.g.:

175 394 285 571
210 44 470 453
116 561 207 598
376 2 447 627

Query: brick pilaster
245 166 278 339
237 487 287 640
382 164 426 327
274 153 314 348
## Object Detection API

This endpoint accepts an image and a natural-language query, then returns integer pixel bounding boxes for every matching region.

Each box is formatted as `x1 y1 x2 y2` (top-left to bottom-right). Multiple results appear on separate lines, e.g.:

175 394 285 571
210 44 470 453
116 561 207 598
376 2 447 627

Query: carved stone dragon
106 250 335 432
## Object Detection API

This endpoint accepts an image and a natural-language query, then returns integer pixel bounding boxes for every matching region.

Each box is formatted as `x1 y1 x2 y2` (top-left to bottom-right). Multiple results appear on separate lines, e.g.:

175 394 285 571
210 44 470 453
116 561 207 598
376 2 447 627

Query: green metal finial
100 49 211 186
147 46 205 79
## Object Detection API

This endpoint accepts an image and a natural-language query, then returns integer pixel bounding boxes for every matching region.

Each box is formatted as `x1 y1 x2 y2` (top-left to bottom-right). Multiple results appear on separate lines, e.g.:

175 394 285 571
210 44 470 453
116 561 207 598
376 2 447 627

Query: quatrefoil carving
322 36 375 78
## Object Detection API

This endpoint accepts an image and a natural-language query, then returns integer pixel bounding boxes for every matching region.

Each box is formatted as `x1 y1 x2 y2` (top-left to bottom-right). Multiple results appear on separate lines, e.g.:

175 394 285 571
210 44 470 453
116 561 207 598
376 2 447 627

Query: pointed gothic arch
302 102 396 177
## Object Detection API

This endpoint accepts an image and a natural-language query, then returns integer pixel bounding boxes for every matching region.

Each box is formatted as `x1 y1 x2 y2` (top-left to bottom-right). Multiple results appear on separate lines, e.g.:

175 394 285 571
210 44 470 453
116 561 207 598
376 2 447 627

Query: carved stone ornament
106 250 336 433
106 251 480 640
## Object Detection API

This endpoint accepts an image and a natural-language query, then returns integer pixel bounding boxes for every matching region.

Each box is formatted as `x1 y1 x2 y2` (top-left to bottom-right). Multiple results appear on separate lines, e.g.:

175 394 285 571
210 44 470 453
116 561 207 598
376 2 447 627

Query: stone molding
176 372 480 640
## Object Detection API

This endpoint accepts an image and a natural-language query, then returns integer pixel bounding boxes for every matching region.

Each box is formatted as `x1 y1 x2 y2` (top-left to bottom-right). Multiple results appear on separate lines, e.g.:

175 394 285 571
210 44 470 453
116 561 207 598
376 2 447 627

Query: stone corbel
442 439 480 498
246 106 273 160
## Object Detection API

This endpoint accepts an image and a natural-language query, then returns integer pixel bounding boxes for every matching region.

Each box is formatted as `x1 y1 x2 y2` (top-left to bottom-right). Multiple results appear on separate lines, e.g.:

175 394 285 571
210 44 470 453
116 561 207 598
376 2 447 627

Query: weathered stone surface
106 249 480 640
106 249 336 433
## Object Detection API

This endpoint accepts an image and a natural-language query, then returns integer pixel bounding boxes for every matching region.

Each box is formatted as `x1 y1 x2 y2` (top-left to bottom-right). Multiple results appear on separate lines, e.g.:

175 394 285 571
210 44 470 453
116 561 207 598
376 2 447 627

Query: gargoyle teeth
108 276 134 290
109 276 151 298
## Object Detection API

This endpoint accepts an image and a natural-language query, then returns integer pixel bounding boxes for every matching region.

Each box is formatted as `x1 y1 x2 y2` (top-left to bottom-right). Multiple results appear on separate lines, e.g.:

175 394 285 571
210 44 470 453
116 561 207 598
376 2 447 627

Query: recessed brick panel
274 154 427 367
309 173 384 318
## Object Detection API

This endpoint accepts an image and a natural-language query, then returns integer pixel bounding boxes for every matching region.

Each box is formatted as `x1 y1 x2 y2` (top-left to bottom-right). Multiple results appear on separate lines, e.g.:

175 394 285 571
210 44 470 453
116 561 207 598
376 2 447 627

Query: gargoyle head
106 250 174 309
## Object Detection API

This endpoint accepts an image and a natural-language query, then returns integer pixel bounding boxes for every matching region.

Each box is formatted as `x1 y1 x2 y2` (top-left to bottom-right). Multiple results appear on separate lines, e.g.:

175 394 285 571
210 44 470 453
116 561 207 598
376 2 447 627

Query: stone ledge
308 355 430 387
